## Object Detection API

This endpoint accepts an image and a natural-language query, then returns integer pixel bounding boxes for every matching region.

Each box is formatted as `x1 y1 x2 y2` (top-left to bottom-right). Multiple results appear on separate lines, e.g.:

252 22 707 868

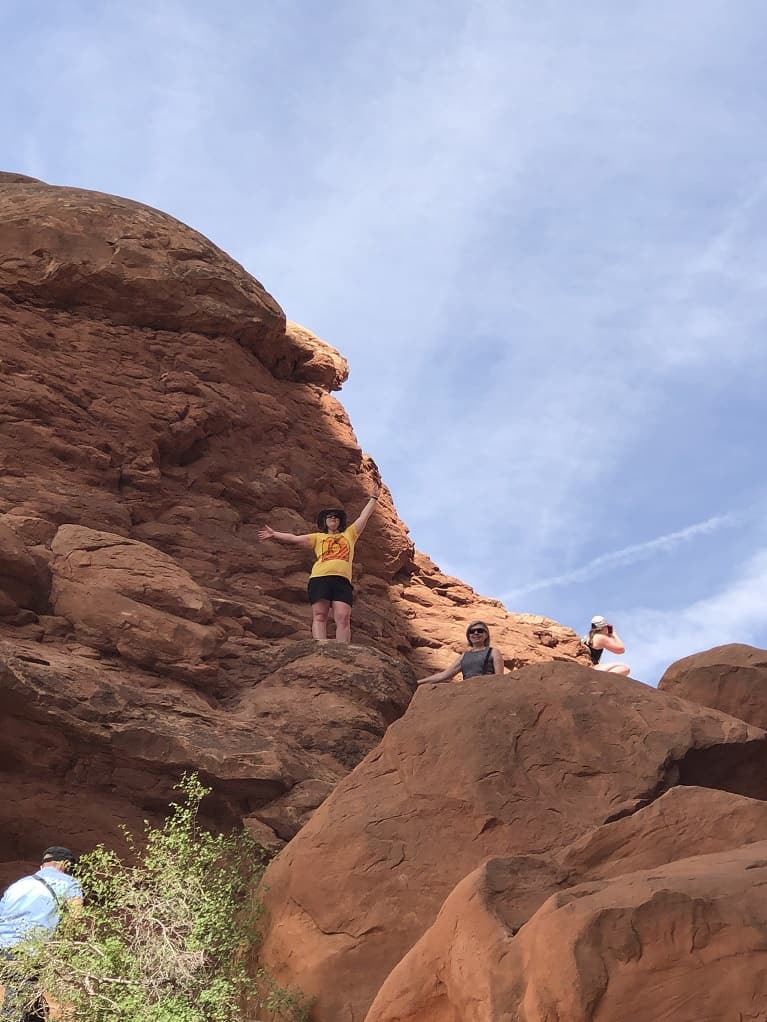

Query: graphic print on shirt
319 535 351 563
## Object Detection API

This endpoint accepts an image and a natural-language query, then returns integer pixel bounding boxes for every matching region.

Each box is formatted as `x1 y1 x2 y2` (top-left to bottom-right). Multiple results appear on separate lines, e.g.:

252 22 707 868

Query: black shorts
307 575 354 606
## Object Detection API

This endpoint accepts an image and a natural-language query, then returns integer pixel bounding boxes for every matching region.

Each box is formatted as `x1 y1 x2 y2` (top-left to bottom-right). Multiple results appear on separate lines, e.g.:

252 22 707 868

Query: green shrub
1 774 310 1021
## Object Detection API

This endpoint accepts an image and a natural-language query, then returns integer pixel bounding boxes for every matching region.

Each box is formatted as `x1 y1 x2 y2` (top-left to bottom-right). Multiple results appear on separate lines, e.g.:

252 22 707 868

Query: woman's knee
332 601 352 625
311 601 330 623
595 663 630 676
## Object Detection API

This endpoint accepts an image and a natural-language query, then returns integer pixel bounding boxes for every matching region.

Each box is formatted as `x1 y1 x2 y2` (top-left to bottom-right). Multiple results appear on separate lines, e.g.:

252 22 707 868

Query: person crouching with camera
583 615 630 676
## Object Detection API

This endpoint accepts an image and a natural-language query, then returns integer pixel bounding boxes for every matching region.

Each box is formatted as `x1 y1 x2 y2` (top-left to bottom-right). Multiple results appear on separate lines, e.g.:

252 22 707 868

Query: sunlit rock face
366 786 767 1022
256 661 767 1021
659 642 767 729
0 173 584 882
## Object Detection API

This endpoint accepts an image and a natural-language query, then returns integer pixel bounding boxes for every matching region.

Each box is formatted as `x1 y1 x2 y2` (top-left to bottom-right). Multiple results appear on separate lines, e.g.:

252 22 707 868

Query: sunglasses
468 627 487 635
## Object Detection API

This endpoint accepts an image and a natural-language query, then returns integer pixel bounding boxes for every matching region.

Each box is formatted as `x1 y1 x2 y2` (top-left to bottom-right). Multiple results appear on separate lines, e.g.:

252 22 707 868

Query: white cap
591 615 609 628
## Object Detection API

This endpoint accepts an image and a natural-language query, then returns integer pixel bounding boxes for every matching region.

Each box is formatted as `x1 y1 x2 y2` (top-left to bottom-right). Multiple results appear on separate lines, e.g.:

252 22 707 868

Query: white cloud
630 175 767 368
623 548 767 685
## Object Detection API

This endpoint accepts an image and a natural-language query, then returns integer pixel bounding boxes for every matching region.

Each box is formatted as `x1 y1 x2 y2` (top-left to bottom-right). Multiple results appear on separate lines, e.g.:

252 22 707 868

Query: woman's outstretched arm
491 648 505 675
258 526 314 548
417 655 464 685
351 484 380 536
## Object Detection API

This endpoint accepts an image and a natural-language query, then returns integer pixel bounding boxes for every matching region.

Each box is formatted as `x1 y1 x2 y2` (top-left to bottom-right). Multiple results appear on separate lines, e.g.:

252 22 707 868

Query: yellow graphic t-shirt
308 525 358 581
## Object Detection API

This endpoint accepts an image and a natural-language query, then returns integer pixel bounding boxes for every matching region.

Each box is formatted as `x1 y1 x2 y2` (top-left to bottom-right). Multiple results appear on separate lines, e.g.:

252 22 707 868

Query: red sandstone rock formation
257 663 767 1021
414 843 767 1022
3 172 767 1022
0 172 585 881
366 785 767 1021
659 642 767 730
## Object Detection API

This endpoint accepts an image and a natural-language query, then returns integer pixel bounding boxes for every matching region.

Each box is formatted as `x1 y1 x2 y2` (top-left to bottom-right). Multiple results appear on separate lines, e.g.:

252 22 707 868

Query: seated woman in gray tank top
416 620 505 685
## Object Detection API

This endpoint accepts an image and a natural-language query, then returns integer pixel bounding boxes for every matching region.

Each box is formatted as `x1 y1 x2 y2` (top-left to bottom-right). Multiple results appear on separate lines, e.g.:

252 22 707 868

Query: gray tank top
460 647 494 679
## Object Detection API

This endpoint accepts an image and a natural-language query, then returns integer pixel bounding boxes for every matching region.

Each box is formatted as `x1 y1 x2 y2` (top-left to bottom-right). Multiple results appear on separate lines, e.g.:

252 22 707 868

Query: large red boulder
366 785 767 1021
0 175 287 366
659 643 767 729
461 844 767 1022
50 525 221 679
257 663 767 1021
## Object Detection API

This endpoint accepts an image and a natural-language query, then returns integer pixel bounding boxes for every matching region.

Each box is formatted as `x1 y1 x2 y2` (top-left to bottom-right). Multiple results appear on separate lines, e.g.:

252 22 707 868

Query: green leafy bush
1 775 310 1021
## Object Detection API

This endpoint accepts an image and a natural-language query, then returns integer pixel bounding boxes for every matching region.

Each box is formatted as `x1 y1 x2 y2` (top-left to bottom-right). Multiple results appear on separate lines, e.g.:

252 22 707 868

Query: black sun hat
316 508 347 531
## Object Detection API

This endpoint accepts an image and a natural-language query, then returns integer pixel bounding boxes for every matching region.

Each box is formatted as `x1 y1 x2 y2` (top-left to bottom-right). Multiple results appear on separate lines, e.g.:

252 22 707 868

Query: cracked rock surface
366 785 767 1021
257 662 767 1022
659 642 767 730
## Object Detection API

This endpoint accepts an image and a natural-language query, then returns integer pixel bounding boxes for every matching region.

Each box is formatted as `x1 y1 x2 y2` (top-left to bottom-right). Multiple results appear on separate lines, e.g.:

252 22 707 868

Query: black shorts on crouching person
307 575 354 606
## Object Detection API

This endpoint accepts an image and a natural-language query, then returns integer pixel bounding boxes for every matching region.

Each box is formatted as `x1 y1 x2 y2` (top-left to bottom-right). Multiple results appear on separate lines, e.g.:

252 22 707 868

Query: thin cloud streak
501 513 739 601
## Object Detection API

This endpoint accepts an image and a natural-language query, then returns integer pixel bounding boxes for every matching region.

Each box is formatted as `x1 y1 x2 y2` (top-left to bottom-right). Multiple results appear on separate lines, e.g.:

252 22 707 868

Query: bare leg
595 663 630 676
311 600 330 640
332 601 352 643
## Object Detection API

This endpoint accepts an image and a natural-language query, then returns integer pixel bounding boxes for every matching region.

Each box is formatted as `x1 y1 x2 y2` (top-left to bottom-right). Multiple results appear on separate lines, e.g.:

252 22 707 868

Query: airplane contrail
502 512 737 600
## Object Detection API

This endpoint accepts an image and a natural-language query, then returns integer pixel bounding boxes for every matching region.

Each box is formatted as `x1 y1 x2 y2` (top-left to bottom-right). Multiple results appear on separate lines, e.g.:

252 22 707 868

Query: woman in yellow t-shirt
258 485 380 642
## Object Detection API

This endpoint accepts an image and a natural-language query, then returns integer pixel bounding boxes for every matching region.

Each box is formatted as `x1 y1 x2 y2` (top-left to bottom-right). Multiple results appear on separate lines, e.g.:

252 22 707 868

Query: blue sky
4 1 767 684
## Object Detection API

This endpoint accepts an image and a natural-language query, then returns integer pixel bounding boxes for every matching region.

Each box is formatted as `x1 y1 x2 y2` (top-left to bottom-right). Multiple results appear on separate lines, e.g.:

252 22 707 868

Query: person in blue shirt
0 846 83 1020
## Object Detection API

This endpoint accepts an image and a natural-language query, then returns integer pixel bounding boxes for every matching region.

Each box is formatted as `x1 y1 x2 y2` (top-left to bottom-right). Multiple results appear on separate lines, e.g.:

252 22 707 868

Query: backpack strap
31 874 63 908
482 647 493 674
